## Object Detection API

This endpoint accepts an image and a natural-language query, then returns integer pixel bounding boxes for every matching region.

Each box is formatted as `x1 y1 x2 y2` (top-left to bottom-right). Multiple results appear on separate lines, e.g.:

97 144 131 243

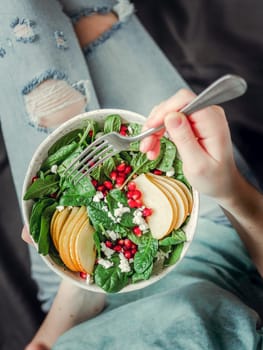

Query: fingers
164 112 206 166
21 225 33 245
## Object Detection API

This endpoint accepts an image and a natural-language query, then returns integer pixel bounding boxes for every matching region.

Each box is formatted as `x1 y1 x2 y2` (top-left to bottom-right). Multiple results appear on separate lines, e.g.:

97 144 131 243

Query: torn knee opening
72 0 134 49
23 70 90 129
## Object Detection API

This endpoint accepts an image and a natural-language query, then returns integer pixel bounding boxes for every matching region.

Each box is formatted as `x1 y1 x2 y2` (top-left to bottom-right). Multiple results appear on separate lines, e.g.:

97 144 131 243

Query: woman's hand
140 89 239 202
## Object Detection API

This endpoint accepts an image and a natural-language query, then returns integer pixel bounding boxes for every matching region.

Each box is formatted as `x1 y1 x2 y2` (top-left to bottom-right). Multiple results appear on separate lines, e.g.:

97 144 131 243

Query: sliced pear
170 178 193 212
133 174 174 239
147 173 187 229
73 219 96 274
59 207 86 271
50 207 72 251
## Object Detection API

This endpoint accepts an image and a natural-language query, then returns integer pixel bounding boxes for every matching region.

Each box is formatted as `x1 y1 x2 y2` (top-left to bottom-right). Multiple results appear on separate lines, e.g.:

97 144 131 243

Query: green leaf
59 176 95 206
164 242 184 266
132 262 153 283
104 114 122 134
94 256 129 293
29 198 55 242
38 202 58 255
156 138 177 172
87 201 113 231
159 229 186 246
48 129 83 156
134 236 158 273
41 142 79 171
23 175 59 200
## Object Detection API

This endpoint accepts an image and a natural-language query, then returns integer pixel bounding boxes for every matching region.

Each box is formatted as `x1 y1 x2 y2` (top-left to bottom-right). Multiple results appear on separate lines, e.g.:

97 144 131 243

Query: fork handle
134 74 247 140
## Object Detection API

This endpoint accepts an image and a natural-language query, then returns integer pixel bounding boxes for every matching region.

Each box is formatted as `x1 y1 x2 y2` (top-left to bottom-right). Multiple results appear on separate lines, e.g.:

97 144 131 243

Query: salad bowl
22 109 199 293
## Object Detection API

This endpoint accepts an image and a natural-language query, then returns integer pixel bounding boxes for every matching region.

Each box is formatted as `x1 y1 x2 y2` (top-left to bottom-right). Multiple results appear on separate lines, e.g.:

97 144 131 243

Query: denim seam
82 22 122 56
22 69 67 95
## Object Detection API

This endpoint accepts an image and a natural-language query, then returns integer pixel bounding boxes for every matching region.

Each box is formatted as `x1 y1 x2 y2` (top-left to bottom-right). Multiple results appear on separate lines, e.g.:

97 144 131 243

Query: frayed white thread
113 0 134 22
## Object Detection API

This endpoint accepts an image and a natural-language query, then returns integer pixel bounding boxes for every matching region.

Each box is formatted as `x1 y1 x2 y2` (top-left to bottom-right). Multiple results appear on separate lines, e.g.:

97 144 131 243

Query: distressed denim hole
24 79 88 128
10 17 38 43
54 31 68 50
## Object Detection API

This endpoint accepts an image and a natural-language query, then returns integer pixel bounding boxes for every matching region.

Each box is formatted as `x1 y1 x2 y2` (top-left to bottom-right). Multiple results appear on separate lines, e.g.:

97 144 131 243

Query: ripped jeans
0 0 257 312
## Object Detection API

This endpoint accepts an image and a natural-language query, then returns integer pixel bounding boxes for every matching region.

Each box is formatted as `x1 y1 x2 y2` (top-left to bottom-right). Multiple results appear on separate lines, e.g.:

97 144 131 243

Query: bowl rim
22 108 199 293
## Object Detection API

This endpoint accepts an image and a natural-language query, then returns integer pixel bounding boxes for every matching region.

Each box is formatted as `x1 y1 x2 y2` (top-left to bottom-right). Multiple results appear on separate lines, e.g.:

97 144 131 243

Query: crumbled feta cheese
166 168 175 177
97 258 114 269
93 191 104 202
95 131 104 139
51 164 58 174
106 230 120 241
100 242 115 258
114 203 130 218
139 222 149 232
56 205 64 212
119 253 131 273
85 274 93 284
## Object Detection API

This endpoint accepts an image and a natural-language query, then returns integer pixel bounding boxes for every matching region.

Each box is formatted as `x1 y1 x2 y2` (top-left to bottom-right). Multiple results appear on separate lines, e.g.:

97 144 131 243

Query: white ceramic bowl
22 108 199 293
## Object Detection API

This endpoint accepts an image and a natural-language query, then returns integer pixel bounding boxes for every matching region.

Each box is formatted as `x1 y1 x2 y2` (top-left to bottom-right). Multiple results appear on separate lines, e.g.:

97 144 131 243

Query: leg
0 0 104 346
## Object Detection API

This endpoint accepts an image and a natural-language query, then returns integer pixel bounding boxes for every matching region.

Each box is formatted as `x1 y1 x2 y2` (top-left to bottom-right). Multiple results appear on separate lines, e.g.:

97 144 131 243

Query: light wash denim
0 1 262 348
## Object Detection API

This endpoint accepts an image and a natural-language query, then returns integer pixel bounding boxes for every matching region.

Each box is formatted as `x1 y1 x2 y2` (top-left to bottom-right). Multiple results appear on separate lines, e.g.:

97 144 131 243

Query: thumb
165 112 205 166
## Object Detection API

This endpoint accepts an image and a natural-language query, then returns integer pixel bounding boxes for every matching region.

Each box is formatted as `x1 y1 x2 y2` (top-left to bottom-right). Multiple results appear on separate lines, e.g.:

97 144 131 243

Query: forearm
217 170 263 276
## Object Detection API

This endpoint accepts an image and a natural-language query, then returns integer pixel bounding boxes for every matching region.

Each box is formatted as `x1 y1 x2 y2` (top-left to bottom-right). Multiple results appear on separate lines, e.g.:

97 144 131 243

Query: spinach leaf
23 175 59 200
134 236 158 273
159 229 186 246
48 129 82 156
38 202 58 255
156 138 177 172
59 176 95 206
94 256 129 293
132 262 153 283
103 114 122 134
29 198 55 242
102 157 116 178
41 141 79 171
87 201 113 231
164 242 184 266
93 231 102 258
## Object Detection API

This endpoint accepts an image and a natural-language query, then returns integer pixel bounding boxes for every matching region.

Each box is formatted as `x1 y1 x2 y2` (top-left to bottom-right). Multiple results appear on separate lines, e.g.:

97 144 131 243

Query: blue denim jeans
0 0 259 313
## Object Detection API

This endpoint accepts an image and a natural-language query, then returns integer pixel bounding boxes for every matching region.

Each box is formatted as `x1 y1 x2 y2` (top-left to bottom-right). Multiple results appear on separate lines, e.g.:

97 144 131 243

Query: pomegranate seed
142 207 153 217
91 179 98 187
120 130 127 136
31 176 38 183
110 171 117 181
116 176 125 186
118 239 124 246
50 192 57 199
131 243 137 250
124 251 132 260
104 180 113 190
105 240 113 248
120 124 128 131
135 199 143 207
133 226 142 236
124 239 132 249
131 248 137 255
117 163 126 172
127 182 136 191
97 185 105 192
124 165 132 174
132 190 141 200
79 272 87 279
126 191 134 199
153 169 163 175
88 130 93 137
128 199 138 208
114 245 122 252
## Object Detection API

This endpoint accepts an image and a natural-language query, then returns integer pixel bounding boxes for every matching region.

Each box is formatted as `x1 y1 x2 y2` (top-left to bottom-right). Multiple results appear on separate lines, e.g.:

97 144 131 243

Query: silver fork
65 74 247 184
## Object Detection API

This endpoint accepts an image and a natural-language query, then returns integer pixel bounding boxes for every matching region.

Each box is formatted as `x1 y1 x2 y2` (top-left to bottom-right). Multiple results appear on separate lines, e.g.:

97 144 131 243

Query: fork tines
64 137 117 184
